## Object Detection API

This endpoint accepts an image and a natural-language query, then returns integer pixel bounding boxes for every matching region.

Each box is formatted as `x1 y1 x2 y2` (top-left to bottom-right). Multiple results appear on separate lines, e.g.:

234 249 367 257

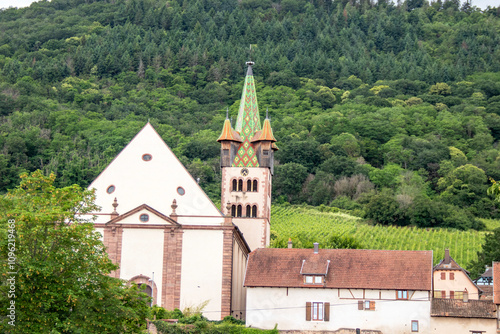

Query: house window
252 205 257 218
397 290 408 300
434 291 443 298
358 300 375 311
441 272 446 280
304 276 323 284
312 302 323 321
306 302 329 322
253 180 258 192
246 205 251 217
449 272 454 280
455 291 464 299
140 214 149 222
411 320 418 332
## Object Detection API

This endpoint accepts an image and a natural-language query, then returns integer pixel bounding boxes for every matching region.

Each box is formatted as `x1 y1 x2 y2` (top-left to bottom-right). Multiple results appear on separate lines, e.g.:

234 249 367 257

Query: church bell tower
218 61 278 251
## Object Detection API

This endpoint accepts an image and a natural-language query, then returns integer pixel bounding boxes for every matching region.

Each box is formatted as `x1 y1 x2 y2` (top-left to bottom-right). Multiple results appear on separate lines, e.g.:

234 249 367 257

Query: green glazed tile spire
233 61 261 167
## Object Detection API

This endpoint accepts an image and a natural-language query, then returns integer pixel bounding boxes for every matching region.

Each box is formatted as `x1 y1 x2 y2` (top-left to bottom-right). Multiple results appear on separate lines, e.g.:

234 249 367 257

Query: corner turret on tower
217 108 242 167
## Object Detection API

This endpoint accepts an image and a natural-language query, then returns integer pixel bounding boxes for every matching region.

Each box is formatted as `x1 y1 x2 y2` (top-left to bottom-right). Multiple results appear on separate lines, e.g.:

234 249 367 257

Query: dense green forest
1 0 500 231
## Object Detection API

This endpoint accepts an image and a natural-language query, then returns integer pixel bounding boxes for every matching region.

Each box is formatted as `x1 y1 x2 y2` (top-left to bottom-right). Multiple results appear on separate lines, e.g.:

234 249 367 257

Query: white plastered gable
88 123 223 225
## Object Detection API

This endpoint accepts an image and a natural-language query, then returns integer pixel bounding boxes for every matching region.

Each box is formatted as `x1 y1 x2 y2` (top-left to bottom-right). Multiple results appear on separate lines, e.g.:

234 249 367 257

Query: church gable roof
88 123 223 225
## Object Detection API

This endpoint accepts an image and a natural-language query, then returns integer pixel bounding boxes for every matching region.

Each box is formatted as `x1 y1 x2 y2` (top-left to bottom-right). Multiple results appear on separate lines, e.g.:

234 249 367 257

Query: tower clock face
241 168 249 176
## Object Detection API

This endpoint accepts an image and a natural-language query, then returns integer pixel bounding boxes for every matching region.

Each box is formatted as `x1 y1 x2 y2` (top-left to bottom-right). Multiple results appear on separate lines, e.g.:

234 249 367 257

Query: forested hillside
1 0 500 230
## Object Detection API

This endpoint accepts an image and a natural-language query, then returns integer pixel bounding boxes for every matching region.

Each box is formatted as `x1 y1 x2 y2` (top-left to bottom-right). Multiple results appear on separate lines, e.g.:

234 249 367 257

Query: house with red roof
244 244 433 333
430 250 497 333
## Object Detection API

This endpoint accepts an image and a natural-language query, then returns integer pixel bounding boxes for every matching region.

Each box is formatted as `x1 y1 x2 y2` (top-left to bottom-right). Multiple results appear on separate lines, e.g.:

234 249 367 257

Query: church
87 61 276 320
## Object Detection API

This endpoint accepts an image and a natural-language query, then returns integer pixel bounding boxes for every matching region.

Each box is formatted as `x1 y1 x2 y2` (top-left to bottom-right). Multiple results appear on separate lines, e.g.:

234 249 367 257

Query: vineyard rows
270 205 487 268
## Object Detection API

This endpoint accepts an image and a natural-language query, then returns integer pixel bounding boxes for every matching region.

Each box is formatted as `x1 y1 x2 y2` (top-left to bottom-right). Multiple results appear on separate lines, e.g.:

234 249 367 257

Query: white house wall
430 317 497 333
120 228 164 301
180 229 224 320
246 287 431 333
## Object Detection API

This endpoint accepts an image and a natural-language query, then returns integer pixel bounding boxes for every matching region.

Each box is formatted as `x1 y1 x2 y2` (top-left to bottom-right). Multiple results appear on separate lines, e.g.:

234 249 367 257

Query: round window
140 214 149 222
106 185 115 194
142 154 152 161
177 187 185 196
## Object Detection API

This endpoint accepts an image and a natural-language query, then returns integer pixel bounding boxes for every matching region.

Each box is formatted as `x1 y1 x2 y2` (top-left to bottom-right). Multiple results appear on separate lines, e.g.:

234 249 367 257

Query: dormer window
304 276 324 284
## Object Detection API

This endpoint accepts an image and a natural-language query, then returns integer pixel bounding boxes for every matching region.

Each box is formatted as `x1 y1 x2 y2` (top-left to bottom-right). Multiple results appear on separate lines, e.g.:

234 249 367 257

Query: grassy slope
270 204 490 269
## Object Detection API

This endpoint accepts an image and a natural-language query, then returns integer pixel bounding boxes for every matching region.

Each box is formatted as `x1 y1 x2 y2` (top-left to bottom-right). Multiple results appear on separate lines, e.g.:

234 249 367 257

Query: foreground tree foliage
0 171 150 333
468 227 500 279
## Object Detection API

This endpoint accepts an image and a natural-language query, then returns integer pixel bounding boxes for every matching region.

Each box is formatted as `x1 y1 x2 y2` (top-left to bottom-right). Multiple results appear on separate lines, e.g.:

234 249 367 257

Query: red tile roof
494 262 500 304
244 248 433 291
431 299 496 319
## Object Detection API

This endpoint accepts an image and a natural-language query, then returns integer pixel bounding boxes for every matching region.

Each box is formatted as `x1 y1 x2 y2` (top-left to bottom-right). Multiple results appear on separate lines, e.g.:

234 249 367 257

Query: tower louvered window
237 205 242 217
252 205 257 217
232 179 237 192
253 180 258 192
246 205 251 217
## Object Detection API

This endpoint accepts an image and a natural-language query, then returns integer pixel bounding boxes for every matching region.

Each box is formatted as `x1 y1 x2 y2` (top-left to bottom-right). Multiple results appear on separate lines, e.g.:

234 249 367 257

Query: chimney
313 242 319 254
444 249 450 264
288 238 293 249
463 290 469 303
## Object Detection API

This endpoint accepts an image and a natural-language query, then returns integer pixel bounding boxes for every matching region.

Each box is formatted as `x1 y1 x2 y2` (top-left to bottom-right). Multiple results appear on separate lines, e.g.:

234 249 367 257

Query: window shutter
324 302 330 321
441 272 446 280
450 272 454 280
370 301 375 310
306 302 311 321
449 291 454 299
442 291 446 298
358 301 363 310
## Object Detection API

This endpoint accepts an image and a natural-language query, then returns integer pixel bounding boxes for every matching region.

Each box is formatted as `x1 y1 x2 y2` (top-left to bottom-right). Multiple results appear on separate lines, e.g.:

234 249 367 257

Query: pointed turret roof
251 117 277 143
217 118 243 142
233 61 262 167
